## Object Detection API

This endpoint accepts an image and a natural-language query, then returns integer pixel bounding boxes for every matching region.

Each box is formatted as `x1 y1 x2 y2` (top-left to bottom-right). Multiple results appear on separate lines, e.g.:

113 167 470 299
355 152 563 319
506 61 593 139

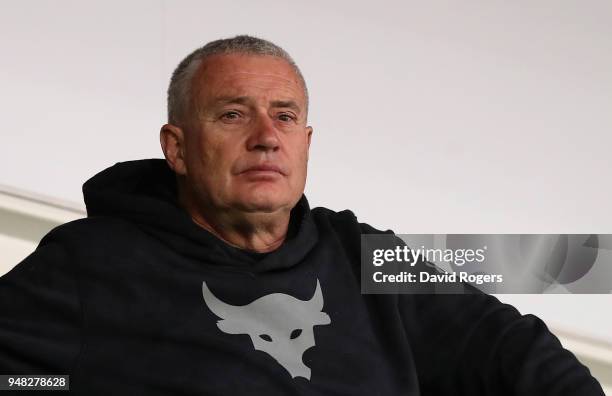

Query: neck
178 189 292 253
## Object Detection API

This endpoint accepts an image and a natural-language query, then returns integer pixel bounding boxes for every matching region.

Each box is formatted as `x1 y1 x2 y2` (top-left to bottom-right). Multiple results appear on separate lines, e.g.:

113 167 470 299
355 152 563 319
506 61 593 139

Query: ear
305 126 313 161
160 123 187 175
216 320 246 335
306 126 313 148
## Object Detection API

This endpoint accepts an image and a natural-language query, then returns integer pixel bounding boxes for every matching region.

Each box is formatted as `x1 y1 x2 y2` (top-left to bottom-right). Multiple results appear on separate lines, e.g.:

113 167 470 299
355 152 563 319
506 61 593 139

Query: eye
220 111 242 121
290 329 302 339
259 334 272 342
277 113 296 122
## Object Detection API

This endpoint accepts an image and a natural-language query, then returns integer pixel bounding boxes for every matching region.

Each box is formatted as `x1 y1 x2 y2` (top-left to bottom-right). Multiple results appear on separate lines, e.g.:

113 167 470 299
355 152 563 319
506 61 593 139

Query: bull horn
308 279 325 311
202 281 243 320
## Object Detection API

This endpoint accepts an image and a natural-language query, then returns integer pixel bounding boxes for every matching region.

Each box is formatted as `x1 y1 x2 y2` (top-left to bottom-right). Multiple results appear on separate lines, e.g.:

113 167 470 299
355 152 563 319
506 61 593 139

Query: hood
82 159 318 272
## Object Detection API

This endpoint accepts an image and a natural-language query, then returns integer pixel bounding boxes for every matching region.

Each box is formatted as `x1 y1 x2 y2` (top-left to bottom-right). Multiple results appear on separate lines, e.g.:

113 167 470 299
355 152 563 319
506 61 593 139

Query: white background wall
1 0 611 360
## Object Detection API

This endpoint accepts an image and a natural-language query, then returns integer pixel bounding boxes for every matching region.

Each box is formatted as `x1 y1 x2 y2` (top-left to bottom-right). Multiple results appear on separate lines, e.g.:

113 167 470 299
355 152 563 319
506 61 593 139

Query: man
0 35 604 395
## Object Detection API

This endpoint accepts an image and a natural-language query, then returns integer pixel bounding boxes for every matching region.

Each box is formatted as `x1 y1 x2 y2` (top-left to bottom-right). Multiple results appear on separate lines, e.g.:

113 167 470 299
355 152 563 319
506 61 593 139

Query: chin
233 174 307 211
236 192 287 213
240 200 286 213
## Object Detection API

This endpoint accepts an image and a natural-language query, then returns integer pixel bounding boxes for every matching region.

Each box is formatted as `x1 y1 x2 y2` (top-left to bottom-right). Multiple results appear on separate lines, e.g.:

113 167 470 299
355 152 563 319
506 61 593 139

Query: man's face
177 53 312 215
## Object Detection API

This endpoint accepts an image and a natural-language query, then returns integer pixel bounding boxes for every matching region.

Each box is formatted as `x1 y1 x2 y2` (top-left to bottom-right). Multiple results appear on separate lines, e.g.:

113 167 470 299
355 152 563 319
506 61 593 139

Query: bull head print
202 280 331 380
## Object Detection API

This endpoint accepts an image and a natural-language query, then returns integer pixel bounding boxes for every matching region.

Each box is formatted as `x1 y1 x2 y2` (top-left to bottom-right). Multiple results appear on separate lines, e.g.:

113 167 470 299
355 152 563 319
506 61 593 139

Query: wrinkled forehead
191 53 307 110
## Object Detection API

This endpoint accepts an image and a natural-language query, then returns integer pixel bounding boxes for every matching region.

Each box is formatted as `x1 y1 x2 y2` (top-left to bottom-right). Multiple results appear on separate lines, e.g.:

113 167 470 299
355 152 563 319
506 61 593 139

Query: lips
240 164 286 175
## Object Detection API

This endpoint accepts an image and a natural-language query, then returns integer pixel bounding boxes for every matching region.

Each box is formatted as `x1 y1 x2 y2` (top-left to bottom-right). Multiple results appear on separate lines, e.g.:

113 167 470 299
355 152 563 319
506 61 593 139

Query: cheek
288 139 310 186
295 137 311 169
183 135 220 186
202 140 244 190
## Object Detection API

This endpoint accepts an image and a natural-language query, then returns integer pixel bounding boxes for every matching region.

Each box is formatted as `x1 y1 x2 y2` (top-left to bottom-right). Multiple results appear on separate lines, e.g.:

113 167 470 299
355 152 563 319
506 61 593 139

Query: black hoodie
0 159 604 395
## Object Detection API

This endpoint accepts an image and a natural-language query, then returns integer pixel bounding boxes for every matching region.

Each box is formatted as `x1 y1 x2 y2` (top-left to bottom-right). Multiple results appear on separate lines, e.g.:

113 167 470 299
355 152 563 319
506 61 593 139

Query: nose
246 113 280 152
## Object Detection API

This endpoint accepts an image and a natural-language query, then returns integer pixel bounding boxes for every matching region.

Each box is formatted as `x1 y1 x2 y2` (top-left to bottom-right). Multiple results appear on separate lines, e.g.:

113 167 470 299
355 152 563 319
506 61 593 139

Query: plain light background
1 1 611 342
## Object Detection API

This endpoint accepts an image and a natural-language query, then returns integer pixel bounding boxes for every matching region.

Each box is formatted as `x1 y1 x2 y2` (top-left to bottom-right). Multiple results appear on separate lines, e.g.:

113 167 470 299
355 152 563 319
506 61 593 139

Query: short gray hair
167 35 308 125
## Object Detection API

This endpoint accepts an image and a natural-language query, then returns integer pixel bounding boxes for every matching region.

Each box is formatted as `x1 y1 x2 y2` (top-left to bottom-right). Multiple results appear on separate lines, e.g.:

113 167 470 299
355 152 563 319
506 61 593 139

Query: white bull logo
202 280 331 380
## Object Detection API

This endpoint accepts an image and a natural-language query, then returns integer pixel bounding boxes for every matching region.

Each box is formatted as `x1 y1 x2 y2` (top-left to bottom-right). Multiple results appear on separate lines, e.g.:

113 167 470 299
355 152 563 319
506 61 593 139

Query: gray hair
167 35 308 125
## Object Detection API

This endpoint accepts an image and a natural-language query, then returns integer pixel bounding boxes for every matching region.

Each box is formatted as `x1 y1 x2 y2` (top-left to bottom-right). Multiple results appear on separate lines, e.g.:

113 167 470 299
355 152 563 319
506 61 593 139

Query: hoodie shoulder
39 216 142 253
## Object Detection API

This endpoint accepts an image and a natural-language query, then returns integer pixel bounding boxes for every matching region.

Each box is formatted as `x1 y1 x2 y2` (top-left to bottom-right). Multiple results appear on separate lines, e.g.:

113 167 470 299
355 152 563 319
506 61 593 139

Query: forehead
192 53 306 104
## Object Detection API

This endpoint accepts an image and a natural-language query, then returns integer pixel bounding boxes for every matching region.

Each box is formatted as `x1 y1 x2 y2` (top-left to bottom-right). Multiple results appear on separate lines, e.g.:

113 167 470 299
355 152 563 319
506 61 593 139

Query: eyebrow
212 96 302 114
270 100 301 114
211 96 250 107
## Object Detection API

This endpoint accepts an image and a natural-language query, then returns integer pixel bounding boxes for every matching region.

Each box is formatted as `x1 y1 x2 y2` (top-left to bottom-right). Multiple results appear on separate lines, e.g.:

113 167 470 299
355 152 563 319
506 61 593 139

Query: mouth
240 164 286 176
